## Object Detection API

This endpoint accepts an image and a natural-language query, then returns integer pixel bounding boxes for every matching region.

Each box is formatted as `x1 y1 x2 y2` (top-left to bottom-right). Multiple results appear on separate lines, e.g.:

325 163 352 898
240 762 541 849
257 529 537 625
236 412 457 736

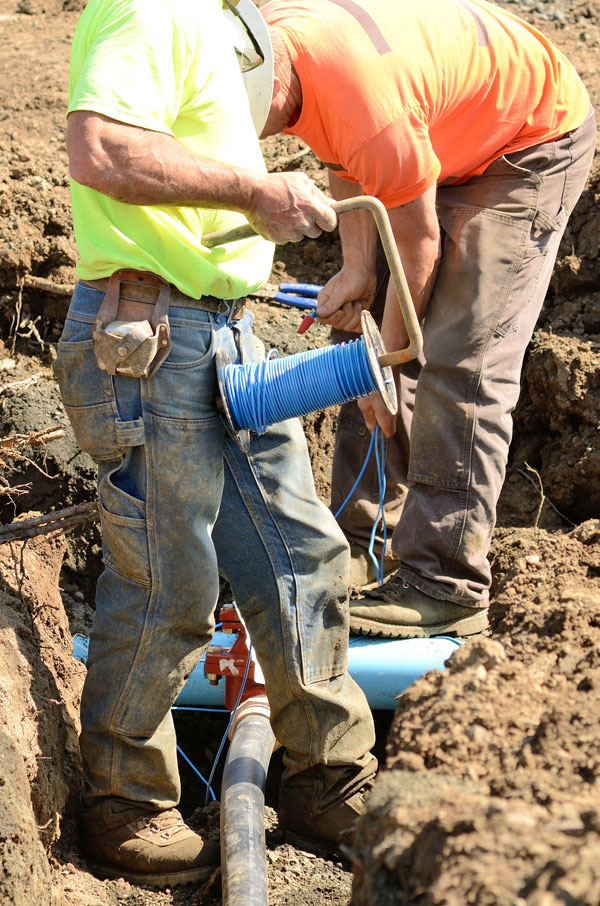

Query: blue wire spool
216 310 397 450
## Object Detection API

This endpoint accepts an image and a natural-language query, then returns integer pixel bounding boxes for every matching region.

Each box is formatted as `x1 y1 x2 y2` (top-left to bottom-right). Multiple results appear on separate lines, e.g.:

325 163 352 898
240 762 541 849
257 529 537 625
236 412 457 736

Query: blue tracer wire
334 429 377 520
174 648 253 807
335 426 388 587
177 743 218 802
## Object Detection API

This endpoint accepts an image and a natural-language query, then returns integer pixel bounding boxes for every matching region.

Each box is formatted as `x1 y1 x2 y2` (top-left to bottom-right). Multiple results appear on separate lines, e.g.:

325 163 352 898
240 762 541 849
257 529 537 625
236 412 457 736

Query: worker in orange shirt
260 0 595 639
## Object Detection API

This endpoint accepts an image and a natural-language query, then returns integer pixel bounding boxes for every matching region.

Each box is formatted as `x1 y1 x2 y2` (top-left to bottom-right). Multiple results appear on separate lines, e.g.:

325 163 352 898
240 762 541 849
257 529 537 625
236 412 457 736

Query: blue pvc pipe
72 632 460 711
347 635 460 709
72 631 231 708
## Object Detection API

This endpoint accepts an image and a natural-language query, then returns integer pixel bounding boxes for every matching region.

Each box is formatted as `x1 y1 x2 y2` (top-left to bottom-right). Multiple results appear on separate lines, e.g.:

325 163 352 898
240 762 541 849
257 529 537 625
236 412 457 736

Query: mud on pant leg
81 425 223 810
55 296 230 810
394 109 597 605
213 418 377 813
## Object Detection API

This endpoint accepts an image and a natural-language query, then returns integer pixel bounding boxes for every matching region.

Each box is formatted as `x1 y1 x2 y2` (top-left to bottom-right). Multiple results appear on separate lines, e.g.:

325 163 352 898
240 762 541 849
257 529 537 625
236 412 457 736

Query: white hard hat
222 0 274 136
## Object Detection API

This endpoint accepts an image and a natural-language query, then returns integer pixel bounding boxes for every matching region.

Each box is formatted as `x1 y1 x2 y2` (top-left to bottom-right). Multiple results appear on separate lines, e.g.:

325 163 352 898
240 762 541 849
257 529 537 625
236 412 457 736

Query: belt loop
217 298 241 321
216 299 230 319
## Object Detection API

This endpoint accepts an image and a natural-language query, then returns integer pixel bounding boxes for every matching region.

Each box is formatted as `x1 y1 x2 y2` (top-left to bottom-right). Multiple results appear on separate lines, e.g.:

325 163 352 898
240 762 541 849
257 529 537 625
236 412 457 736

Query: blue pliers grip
274 283 322 310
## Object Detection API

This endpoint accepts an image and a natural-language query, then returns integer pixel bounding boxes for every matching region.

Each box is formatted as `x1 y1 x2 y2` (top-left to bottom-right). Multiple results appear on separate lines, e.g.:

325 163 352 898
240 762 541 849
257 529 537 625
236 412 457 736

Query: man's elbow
66 114 108 190
67 134 108 189
68 153 101 189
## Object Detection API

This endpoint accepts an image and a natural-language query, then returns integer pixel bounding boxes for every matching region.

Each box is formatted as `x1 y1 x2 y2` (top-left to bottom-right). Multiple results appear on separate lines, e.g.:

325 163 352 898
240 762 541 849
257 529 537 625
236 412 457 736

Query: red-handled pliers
275 283 322 334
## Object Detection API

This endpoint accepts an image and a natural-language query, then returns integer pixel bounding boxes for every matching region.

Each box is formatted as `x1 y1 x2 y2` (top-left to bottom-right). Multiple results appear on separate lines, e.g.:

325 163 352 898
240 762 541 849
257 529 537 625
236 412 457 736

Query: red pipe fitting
203 604 266 712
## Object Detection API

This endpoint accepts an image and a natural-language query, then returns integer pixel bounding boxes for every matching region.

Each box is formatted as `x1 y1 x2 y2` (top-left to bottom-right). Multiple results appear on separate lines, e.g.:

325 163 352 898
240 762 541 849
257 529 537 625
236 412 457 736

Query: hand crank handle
203 223 257 247
202 196 423 365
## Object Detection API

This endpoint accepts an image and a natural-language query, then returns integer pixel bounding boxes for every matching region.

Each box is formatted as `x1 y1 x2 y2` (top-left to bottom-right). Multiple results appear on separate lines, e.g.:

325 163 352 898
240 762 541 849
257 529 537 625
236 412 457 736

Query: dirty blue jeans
54 284 376 813
331 107 597 605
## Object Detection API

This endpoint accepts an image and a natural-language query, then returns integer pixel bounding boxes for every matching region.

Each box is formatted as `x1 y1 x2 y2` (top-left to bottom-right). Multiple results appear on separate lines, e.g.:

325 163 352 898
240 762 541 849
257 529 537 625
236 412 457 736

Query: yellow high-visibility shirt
68 0 273 299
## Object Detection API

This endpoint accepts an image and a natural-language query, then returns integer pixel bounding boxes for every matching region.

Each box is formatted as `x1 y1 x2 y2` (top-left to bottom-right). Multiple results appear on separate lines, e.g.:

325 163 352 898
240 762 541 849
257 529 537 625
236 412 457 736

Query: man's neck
285 67 302 128
262 30 303 136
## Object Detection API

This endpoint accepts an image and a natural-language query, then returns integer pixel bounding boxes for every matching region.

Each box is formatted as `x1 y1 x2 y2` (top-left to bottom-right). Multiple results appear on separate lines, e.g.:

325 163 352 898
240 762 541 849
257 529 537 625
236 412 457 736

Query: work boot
348 543 398 593
278 786 370 851
350 574 489 639
80 798 219 888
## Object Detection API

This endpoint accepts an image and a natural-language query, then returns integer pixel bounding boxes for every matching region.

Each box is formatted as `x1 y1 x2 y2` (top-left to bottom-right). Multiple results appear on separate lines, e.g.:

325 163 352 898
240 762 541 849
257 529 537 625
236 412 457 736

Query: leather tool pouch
92 270 172 378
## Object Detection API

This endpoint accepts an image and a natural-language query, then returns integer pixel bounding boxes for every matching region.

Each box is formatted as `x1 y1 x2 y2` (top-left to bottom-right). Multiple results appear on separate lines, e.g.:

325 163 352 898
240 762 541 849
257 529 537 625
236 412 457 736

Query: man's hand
315 264 376 333
358 390 397 438
246 171 337 244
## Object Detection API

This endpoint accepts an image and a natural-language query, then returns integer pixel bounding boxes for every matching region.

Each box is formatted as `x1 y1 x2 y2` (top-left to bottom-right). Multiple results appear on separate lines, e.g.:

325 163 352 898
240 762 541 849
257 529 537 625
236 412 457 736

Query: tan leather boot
348 543 398 592
81 798 219 888
350 574 489 638
278 786 369 851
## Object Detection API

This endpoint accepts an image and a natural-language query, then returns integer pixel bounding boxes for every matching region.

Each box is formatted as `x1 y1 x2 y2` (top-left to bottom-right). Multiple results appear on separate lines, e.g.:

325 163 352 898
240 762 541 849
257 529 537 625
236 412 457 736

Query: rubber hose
220 709 275 906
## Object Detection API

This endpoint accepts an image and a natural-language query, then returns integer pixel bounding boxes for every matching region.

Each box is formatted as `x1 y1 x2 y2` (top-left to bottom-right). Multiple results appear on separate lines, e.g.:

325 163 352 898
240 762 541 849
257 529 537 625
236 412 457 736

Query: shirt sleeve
345 106 440 208
68 0 193 136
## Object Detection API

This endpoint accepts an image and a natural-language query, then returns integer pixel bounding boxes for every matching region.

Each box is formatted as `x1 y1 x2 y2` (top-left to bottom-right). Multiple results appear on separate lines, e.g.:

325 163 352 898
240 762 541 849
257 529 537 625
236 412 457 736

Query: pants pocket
99 466 151 586
53 337 125 463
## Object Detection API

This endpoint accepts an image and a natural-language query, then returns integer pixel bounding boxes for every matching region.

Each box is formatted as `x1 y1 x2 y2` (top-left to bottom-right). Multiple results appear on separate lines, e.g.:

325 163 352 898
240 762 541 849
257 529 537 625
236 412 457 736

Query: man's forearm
71 128 245 208
381 230 440 353
66 111 337 243
328 171 378 270
379 185 441 352
69 111 282 210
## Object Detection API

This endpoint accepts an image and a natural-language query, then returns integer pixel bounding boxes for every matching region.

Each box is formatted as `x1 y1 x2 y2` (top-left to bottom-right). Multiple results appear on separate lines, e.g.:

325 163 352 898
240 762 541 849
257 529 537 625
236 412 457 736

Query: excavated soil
0 1 599 905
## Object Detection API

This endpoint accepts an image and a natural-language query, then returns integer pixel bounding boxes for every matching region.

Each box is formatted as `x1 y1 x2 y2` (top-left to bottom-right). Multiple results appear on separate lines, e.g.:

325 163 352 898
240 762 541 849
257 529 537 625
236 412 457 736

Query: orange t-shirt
261 0 590 207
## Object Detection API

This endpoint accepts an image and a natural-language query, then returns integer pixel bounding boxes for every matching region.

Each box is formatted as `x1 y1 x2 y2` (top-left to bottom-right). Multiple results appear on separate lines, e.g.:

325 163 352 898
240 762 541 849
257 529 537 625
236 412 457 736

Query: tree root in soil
0 500 99 543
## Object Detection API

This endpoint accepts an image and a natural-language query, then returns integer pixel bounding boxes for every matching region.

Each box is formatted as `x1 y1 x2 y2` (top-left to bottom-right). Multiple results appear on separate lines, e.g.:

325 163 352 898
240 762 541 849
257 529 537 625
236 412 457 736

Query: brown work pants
331 108 596 606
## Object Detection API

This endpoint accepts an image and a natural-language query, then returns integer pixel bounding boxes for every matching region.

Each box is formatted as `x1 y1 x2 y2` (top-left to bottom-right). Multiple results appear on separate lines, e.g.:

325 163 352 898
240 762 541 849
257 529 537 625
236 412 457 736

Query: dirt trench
0 1 599 905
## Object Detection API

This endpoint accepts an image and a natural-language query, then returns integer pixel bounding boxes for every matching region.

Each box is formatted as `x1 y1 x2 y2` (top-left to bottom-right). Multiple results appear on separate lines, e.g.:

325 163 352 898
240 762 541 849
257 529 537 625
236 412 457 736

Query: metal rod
202 196 422 365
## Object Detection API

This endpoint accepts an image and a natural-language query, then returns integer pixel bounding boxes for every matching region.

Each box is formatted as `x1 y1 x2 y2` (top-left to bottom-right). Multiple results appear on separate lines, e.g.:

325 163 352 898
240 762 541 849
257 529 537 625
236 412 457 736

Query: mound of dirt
352 521 600 905
0 529 83 905
551 158 600 295
511 326 600 521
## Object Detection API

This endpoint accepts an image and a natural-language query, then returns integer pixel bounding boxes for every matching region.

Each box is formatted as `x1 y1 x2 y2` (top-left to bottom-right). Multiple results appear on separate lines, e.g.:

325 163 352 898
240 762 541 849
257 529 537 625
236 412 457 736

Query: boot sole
86 859 218 889
279 827 349 860
349 608 489 640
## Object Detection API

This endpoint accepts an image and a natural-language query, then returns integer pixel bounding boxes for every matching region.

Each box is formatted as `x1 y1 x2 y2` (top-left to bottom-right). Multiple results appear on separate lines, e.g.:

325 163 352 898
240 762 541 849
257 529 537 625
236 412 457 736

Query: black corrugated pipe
220 696 276 906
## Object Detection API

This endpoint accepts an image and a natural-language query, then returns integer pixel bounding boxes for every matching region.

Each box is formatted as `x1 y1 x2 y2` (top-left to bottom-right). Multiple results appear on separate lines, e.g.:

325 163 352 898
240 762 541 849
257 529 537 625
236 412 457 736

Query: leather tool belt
87 269 245 379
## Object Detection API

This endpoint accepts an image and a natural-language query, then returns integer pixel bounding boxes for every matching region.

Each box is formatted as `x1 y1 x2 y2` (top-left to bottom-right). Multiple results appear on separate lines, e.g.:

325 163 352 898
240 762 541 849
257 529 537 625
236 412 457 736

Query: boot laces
138 809 187 840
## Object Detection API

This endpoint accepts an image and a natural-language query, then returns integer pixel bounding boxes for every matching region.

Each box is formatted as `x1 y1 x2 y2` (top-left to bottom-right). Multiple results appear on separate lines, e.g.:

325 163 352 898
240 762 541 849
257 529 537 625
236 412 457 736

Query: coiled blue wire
222 338 378 433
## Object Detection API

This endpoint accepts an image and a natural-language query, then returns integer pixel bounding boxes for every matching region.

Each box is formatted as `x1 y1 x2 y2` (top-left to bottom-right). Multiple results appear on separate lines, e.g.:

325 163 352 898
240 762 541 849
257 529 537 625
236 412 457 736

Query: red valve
203 604 266 712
